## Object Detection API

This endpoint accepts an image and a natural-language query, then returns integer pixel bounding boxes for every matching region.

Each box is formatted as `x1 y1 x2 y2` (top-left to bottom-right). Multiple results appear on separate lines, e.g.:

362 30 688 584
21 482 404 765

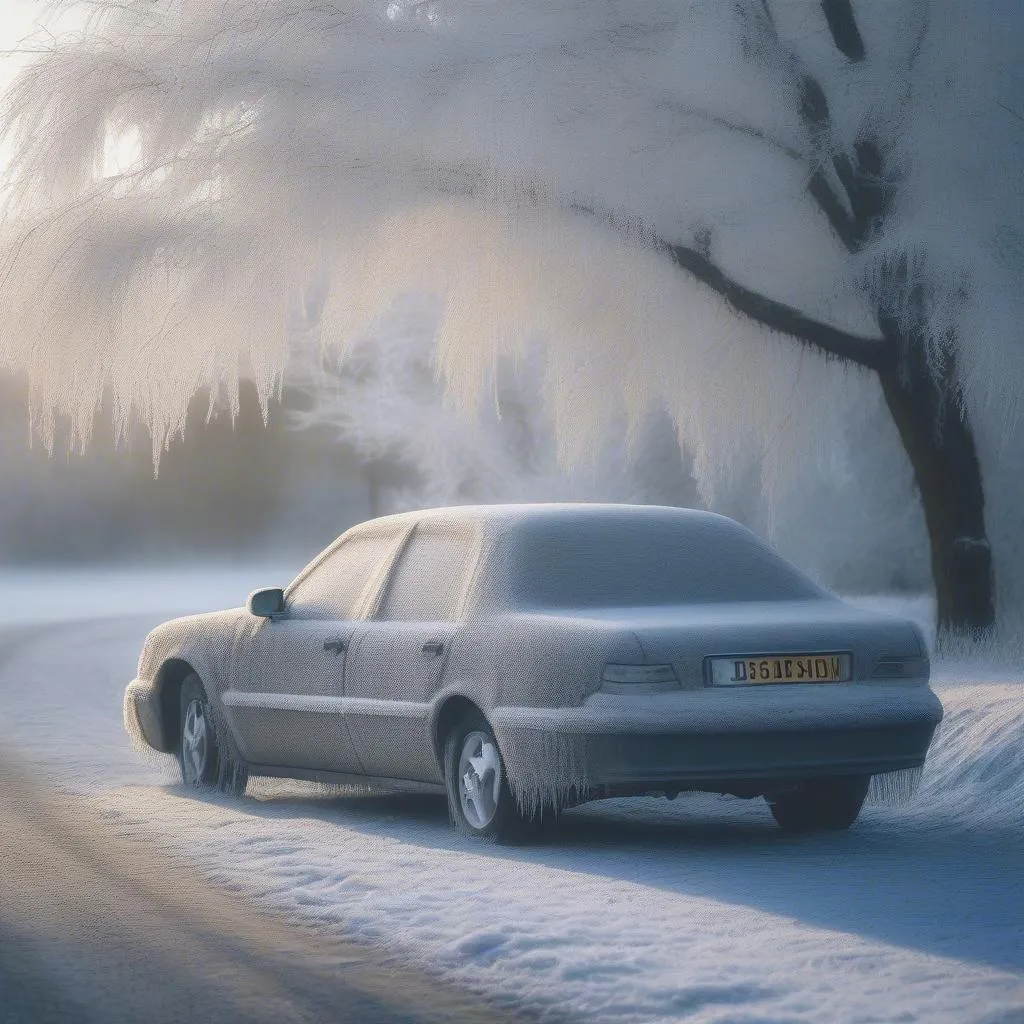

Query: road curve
0 612 537 1024
0 751 541 1024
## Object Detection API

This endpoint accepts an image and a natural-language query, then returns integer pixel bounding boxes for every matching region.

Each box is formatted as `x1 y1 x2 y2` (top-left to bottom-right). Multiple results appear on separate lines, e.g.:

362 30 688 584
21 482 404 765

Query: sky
0 2 37 88
0 1 42 169
0 2 87 167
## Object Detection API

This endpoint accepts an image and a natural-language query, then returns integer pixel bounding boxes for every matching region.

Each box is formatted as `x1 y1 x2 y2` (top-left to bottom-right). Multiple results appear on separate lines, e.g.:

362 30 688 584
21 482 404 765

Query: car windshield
510 514 823 608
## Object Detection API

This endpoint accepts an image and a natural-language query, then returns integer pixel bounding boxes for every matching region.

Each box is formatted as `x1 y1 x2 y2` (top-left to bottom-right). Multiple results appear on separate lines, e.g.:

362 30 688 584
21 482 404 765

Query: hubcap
458 730 502 830
181 698 209 783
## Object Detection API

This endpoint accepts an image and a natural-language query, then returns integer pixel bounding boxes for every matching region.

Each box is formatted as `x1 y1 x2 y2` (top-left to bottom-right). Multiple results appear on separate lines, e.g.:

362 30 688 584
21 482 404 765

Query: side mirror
247 587 285 618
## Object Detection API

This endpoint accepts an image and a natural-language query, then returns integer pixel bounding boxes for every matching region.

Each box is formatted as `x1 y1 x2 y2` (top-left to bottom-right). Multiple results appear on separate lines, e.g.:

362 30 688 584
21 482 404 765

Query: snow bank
907 683 1024 829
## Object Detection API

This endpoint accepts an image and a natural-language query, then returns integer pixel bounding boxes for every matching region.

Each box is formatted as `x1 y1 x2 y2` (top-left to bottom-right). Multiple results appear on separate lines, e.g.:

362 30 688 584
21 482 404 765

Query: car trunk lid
565 599 924 689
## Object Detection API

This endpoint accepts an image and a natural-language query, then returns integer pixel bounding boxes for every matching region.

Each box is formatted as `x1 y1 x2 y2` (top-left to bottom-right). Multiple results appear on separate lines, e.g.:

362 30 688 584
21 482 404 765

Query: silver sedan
125 504 942 842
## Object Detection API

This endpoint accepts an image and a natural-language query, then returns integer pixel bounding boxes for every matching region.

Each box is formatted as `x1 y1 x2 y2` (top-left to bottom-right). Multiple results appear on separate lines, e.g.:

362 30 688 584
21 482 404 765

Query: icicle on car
124 504 942 840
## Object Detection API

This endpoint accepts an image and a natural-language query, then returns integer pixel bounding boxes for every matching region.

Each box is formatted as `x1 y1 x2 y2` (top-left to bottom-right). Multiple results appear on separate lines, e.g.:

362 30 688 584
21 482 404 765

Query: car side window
287 533 399 620
376 528 476 622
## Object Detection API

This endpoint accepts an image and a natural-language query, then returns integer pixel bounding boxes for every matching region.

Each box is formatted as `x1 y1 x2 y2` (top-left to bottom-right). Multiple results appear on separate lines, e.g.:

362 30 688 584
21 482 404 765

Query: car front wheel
443 710 547 844
178 673 247 797
767 775 870 832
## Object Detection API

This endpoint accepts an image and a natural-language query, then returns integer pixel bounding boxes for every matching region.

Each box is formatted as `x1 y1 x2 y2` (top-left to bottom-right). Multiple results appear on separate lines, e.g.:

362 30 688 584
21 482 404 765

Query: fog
0 377 374 566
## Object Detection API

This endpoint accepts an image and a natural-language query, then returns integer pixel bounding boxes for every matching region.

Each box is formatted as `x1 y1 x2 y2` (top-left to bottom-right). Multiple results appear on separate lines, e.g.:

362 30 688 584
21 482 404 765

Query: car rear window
509 515 822 608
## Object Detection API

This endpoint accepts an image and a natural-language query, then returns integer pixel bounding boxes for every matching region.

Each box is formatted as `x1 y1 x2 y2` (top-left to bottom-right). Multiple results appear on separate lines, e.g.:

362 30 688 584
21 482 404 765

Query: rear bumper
491 683 943 794
123 678 172 753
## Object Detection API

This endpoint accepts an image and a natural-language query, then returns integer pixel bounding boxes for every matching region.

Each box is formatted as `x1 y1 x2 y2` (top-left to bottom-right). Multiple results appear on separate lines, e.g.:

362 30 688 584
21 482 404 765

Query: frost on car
124 504 943 841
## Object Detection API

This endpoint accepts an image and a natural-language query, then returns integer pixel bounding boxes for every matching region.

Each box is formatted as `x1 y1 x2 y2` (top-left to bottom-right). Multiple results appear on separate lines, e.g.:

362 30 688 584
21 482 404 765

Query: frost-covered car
125 504 942 841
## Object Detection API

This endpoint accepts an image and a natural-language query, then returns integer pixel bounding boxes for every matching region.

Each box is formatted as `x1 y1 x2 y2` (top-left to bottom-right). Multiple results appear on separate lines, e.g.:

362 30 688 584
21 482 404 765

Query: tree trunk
876 336 994 637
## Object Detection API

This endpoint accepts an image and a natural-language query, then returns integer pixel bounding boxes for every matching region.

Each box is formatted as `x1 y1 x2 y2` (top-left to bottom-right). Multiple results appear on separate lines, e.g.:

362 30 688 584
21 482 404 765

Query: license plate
709 653 851 686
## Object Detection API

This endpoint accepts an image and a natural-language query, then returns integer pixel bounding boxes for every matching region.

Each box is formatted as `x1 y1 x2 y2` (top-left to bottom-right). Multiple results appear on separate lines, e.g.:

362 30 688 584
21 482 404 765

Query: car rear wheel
767 775 870 832
443 710 549 844
178 674 248 797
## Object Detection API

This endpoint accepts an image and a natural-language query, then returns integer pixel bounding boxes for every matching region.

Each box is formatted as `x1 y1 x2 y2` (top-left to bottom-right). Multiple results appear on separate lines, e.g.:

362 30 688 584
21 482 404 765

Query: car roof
348 503 738 539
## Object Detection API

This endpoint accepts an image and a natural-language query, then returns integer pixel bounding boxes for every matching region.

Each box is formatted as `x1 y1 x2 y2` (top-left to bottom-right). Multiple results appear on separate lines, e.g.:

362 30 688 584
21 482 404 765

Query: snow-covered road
2 576 1022 1024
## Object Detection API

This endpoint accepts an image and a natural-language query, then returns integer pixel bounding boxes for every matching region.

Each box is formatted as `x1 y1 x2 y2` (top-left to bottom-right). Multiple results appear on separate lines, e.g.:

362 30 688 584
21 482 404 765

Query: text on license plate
709 653 851 686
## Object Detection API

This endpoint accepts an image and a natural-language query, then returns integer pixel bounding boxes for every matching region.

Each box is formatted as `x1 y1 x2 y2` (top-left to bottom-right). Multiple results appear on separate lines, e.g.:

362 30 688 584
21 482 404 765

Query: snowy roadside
91 679 1024 1024
0 563 296 626
88 782 1024 1024
1 580 1022 1024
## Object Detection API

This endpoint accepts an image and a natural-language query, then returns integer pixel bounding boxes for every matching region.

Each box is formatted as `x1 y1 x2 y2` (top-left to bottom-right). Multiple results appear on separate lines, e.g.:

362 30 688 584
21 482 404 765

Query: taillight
601 664 679 693
871 656 929 680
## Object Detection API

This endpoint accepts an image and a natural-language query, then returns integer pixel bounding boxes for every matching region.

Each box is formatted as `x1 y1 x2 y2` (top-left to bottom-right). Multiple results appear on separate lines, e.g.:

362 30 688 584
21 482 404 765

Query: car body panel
490 682 941 807
343 620 460 782
222 616 362 773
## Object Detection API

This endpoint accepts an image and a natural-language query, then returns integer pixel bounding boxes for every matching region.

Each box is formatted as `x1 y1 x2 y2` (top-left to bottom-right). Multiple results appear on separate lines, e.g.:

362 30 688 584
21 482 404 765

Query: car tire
216 746 250 798
178 673 247 796
443 710 550 844
767 775 870 832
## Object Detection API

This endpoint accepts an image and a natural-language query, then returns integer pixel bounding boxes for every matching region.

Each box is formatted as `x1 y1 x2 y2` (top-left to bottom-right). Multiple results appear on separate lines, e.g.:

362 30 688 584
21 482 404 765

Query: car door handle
422 641 445 657
323 637 347 655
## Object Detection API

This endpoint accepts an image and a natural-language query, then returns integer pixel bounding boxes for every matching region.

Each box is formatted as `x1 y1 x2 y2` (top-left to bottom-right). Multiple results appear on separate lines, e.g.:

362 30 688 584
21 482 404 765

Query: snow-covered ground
0 563 297 626
1 570 1022 1023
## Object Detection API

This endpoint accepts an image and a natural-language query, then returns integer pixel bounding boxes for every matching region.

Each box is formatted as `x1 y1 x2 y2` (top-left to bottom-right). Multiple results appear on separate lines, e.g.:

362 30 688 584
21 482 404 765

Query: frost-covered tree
1 0 1021 634
287 293 698 513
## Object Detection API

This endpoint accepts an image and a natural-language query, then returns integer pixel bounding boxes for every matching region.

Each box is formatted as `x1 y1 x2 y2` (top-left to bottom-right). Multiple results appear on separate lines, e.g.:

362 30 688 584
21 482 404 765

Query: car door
224 529 403 772
345 525 478 782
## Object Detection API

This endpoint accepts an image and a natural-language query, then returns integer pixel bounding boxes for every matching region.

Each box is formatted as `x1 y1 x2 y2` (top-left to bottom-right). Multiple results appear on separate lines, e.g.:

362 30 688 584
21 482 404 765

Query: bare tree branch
821 0 867 62
743 14 865 253
662 240 891 371
808 168 859 249
997 99 1024 126
794 5 895 252
564 193 887 369
656 89 864 251
655 100 803 161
